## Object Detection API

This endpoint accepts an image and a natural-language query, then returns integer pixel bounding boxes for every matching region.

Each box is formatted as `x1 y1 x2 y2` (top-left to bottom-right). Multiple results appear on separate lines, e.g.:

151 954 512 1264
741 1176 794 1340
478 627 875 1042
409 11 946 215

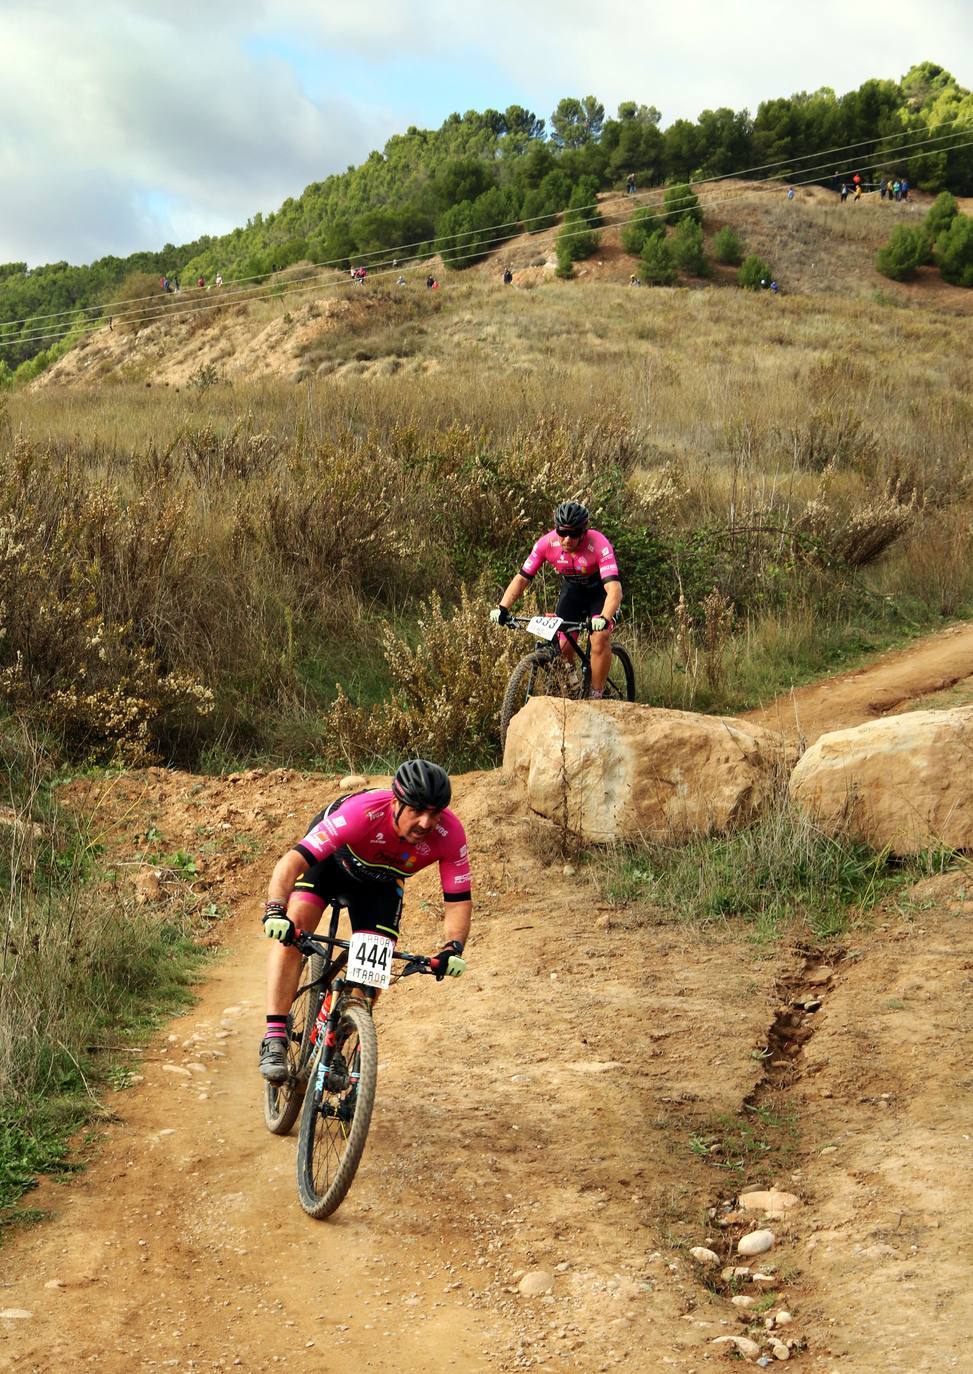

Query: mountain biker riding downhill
489 501 623 699
259 759 471 1082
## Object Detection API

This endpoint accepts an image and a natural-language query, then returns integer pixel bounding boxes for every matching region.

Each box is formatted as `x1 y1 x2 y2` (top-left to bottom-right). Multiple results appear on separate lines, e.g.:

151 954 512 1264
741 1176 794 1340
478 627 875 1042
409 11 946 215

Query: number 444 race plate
347 931 395 989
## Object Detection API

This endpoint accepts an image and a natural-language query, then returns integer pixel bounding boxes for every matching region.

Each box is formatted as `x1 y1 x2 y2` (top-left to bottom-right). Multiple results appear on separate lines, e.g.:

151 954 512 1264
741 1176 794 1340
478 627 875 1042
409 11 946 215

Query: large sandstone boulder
789 706 973 855
504 697 792 843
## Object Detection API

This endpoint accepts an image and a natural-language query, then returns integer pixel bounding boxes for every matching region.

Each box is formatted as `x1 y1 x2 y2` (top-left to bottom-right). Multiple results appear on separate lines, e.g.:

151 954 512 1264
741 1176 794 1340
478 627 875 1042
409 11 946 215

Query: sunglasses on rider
557 527 585 538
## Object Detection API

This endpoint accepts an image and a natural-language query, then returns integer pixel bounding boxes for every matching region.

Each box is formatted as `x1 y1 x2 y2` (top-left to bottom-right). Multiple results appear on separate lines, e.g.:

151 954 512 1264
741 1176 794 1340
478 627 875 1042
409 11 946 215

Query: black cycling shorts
555 580 610 625
291 854 404 941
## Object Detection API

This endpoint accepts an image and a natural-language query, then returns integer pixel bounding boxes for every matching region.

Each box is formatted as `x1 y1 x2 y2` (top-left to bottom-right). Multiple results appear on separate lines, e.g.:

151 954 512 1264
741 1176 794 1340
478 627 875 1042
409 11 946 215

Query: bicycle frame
292 902 433 1113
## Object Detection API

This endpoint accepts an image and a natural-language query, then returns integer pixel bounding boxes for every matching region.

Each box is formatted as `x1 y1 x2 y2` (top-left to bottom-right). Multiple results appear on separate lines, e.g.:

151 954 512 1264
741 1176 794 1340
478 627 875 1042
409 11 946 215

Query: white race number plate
526 615 563 641
347 931 395 989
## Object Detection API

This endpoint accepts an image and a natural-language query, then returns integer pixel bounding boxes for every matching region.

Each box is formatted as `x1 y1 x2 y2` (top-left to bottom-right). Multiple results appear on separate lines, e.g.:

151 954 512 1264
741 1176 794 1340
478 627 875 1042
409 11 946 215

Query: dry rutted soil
5 629 973 1371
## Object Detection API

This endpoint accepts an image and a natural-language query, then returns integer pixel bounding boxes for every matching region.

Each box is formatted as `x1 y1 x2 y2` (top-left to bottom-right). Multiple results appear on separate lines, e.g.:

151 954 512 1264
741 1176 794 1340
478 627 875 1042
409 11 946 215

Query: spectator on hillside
769 280 779 294
840 183 848 203
879 179 888 199
892 179 902 202
629 274 642 287
502 266 513 284
626 172 636 196
786 187 795 200
215 272 223 287
396 275 406 286
854 182 862 202
426 274 436 289
900 178 910 202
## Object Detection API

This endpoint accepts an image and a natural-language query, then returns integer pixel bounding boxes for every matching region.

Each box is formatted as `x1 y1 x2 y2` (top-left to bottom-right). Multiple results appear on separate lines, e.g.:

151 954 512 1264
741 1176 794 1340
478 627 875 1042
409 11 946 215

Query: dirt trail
4 624 973 1372
743 621 973 744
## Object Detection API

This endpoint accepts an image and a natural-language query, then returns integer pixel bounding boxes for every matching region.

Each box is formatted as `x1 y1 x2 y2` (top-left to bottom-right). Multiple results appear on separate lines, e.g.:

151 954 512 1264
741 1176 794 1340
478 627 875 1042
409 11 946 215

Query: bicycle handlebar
292 928 436 976
506 615 588 632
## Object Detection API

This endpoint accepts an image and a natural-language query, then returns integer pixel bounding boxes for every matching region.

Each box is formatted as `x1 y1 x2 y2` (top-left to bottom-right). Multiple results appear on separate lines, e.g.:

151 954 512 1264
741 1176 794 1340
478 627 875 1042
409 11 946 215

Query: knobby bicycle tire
263 953 326 1136
296 1000 378 1219
499 654 541 751
584 644 636 703
500 652 582 750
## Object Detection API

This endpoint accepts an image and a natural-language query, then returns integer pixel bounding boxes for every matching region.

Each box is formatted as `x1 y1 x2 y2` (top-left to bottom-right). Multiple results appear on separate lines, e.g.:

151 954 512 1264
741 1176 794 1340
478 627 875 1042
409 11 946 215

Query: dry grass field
3 180 973 766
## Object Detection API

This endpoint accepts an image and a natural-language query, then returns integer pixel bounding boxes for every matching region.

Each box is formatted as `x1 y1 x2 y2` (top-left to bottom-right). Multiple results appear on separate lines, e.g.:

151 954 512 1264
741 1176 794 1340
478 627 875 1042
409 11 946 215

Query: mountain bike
263 897 438 1219
499 615 636 749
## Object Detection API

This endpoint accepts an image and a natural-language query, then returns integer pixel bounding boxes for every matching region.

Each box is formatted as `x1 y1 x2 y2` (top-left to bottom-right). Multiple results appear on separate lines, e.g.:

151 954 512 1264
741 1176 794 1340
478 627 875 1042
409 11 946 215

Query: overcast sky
1 0 969 266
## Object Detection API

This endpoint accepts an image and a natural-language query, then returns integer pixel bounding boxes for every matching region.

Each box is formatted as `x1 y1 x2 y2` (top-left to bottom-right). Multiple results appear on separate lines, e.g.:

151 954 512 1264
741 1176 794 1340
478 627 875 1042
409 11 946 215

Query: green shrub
555 211 601 269
737 254 773 290
321 585 522 767
672 219 708 276
925 190 959 243
876 225 933 281
663 182 702 226
621 206 662 256
568 176 603 228
712 226 744 266
935 213 973 287
555 239 575 278
640 231 676 285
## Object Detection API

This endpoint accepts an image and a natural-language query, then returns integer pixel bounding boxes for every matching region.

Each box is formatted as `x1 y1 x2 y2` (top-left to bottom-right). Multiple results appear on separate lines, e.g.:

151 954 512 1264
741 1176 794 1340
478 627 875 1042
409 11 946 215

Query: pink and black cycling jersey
294 789 472 901
520 529 620 591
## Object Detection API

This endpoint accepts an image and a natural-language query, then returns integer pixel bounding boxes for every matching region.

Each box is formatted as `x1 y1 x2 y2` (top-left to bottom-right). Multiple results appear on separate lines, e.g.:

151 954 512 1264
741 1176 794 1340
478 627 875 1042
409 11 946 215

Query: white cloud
0 1 392 264
243 0 972 119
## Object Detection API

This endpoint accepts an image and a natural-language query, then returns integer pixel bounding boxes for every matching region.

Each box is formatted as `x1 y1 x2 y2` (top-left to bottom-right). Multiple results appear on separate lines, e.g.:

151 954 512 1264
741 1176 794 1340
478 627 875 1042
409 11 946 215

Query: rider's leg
266 894 325 1014
589 627 612 692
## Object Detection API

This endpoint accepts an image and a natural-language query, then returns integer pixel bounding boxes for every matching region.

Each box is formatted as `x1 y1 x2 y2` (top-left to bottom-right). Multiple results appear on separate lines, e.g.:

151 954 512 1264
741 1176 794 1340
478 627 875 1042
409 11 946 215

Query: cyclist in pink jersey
259 758 471 1082
489 501 623 698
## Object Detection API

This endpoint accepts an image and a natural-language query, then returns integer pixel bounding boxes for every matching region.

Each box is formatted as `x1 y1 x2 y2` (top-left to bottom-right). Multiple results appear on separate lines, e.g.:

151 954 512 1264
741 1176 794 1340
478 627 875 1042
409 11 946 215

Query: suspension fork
312 977 364 1096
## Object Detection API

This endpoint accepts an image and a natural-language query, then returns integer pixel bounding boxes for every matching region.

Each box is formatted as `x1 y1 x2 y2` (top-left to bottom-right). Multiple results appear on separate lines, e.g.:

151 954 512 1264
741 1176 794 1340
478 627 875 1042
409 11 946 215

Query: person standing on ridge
489 501 623 700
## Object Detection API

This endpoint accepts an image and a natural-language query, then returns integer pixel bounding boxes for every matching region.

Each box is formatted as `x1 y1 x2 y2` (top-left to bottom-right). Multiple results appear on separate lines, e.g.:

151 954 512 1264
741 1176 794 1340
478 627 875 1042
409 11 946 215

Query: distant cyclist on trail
489 501 623 700
259 760 471 1082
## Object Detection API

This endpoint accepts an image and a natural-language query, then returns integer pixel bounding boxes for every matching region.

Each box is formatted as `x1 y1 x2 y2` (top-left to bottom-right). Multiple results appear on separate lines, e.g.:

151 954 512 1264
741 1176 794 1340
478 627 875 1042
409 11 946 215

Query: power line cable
5 124 972 353
3 113 970 339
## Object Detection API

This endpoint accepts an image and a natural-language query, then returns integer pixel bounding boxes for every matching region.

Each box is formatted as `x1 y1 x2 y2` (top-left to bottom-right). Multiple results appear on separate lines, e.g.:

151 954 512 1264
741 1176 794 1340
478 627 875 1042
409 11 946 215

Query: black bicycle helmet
391 758 452 811
554 500 590 532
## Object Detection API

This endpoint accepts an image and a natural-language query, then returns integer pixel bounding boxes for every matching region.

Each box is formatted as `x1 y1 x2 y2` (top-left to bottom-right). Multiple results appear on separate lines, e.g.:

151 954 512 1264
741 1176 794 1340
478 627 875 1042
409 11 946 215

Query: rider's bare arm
442 896 472 949
499 571 531 610
600 578 623 622
267 849 310 907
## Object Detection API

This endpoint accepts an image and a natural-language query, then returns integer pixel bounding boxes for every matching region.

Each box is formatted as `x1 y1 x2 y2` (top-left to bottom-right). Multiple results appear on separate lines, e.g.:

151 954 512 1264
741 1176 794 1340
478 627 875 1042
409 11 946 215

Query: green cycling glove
431 940 467 980
262 900 295 944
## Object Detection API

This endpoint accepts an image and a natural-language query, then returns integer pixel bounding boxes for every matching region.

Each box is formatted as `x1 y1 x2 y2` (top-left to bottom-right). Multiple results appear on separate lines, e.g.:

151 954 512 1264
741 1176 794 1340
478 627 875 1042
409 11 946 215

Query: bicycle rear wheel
584 644 636 702
296 1000 377 1219
263 953 325 1136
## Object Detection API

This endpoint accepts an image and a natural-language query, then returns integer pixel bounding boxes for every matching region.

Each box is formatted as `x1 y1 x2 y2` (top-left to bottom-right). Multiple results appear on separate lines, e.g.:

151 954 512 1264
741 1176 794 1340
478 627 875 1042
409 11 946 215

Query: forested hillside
1 60 972 378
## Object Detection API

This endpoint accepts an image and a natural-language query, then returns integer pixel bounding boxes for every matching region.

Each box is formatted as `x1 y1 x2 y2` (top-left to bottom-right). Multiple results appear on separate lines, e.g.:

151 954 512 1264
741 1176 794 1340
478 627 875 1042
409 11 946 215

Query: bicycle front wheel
584 644 636 702
263 953 325 1137
296 1000 378 1219
500 654 542 750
